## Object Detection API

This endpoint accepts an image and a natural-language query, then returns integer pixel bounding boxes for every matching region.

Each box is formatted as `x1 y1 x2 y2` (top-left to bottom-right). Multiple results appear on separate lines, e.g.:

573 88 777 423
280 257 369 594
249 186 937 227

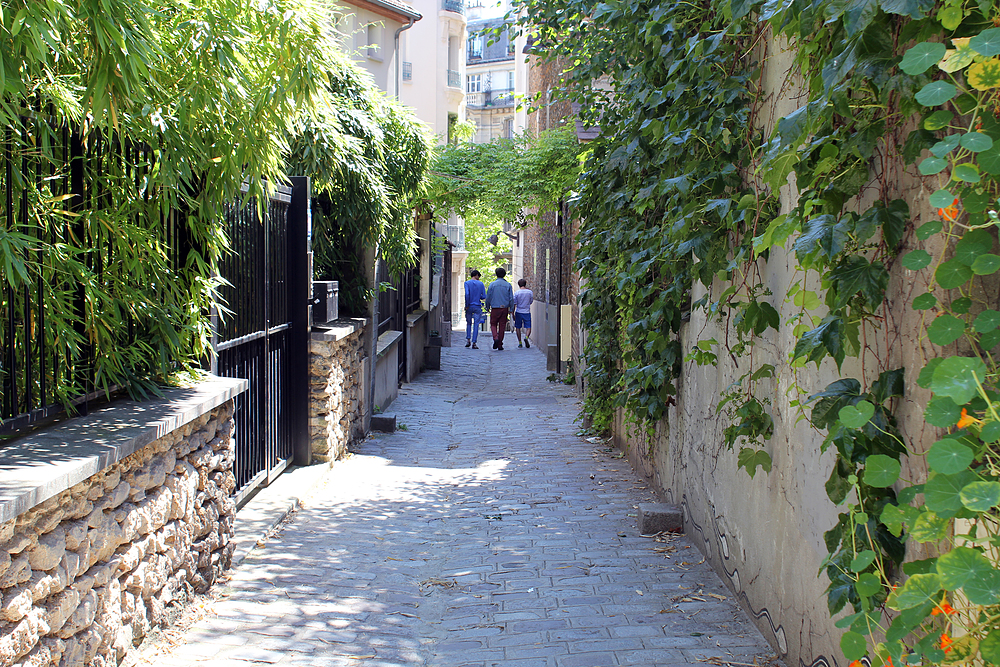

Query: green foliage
463 211 513 279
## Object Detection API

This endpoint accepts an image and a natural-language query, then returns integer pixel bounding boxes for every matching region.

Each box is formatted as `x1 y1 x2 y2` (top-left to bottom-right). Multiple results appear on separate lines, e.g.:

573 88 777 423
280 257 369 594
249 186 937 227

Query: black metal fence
0 115 175 435
377 261 420 382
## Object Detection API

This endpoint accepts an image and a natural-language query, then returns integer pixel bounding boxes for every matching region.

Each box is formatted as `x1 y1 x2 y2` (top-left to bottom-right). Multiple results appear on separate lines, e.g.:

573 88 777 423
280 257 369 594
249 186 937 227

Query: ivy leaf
917 358 943 388
960 480 1000 511
926 437 975 474
918 156 947 175
826 256 889 310
930 355 987 404
972 254 1000 275
924 395 961 427
890 572 941 610
901 250 931 270
839 400 875 428
871 368 904 403
912 292 937 310
974 309 1000 332
737 448 772 478
900 41 947 74
794 214 848 262
936 546 994 590
970 28 1000 57
864 454 901 487
794 315 845 367
961 132 993 152
924 110 954 130
935 259 973 289
940 37 977 73
927 313 966 345
916 81 957 106
879 0 934 19
924 470 979 517
809 378 861 428
968 58 1000 90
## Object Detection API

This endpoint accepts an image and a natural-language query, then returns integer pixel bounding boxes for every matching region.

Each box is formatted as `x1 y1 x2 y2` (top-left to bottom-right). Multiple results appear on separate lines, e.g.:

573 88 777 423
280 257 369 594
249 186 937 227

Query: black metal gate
214 179 310 506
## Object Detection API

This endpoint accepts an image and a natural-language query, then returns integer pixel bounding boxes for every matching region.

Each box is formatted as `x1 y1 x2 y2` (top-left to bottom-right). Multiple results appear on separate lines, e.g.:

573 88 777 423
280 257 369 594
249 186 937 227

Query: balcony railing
402 61 412 81
442 0 465 13
466 91 484 106
486 89 514 107
446 224 465 250
447 69 461 88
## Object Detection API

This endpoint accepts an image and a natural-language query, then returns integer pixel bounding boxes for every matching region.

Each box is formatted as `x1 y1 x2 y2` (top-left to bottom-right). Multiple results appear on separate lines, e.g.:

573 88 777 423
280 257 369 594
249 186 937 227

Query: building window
507 70 515 91
468 35 483 58
467 74 482 93
402 61 413 81
504 118 513 139
366 23 382 61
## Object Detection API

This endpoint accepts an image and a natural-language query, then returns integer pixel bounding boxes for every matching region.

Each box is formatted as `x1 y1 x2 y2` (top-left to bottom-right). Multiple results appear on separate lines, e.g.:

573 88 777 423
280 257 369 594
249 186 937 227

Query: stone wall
310 319 367 462
0 401 237 667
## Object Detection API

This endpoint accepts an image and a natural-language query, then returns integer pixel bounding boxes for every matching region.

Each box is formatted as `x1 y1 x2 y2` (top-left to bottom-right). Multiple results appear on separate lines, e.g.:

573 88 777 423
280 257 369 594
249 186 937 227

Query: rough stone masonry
309 323 366 463
0 402 237 667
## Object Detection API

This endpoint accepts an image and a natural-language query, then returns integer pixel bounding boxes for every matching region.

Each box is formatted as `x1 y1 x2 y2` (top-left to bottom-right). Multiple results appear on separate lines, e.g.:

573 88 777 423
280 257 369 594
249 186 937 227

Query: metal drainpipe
394 18 417 100
556 200 564 374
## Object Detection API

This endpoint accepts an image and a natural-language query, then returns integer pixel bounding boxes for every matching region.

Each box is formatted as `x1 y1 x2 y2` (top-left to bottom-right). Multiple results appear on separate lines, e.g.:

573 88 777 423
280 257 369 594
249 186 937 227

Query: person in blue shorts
513 278 534 348
464 270 486 349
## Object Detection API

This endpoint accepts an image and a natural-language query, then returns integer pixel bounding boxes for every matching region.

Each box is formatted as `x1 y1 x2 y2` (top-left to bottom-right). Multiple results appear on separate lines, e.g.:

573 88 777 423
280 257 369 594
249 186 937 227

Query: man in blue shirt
485 267 516 350
464 270 486 349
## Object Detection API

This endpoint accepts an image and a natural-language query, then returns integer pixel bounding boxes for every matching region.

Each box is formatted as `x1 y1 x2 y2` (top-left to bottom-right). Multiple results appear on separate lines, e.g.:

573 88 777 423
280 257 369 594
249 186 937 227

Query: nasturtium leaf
953 163 981 183
850 550 877 572
981 329 1000 350
925 395 962 427
926 437 975 474
930 134 961 158
891 572 942 610
924 470 979 516
912 292 937 310
960 480 1000 511
940 37 977 73
964 188 991 212
972 254 1000 275
935 259 973 289
955 228 994 265
917 219 943 238
864 454 901 487
936 546 994 590
931 355 987 404
840 400 875 428
927 314 966 345
938 4 962 29
901 41 947 74
961 132 994 152
980 628 1000 665
919 156 947 175
855 572 881 598
911 511 950 542
980 145 1000 175
901 249 932 270
951 296 973 314
916 81 958 106
970 28 1000 57
918 358 944 388
841 631 868 661
921 190 955 207
924 110 954 130
964 566 1000 605
982 421 1000 442
968 58 1000 90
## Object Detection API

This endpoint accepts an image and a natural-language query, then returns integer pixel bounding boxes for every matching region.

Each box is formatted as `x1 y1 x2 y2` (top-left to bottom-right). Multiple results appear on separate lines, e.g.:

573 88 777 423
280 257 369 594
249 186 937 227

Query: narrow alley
131 341 779 667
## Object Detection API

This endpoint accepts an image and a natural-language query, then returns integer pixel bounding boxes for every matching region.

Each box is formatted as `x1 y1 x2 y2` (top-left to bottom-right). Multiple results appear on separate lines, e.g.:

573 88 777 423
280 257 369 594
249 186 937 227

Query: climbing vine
510 0 1000 662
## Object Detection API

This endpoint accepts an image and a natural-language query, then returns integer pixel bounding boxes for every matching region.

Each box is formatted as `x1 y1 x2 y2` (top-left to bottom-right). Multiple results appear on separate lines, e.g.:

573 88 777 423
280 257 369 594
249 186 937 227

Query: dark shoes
472 343 479 349
492 340 498 349
524 338 530 348
466 339 471 347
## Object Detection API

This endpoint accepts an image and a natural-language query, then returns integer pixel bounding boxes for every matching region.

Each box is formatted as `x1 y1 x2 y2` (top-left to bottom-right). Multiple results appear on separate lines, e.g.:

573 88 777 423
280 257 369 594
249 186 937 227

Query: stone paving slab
129 335 781 667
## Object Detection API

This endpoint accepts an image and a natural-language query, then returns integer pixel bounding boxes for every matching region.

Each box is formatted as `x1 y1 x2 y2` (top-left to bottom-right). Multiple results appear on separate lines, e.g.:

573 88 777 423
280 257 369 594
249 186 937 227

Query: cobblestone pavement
134 339 780 667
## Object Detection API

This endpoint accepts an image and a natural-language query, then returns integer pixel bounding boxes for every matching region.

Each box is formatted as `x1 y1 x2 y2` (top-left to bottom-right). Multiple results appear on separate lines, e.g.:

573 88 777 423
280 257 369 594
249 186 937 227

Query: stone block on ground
638 503 683 534
371 415 397 433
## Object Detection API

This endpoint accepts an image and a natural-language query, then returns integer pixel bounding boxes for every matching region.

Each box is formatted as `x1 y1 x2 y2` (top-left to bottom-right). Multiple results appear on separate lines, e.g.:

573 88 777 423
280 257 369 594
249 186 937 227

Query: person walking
464 270 486 349
513 278 534 348
485 267 516 351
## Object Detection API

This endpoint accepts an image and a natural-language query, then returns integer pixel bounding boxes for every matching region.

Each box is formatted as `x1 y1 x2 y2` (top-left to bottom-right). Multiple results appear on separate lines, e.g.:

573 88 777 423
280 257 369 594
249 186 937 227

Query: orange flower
957 408 982 429
932 600 957 615
849 662 862 667
941 633 954 653
939 198 961 221
885 657 894 667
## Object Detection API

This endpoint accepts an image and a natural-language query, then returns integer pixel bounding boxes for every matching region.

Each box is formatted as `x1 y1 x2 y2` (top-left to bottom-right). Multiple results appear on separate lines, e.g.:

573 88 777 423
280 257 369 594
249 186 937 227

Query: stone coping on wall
406 309 428 328
311 317 366 343
376 330 403 360
0 375 248 525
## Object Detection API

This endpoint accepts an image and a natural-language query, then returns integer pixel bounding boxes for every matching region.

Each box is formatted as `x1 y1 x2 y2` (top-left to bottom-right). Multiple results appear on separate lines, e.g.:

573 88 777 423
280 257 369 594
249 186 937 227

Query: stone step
638 502 683 534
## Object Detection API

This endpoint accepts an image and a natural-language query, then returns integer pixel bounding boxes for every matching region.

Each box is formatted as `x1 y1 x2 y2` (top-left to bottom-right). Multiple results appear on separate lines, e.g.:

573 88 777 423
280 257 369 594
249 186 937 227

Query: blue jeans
465 306 484 343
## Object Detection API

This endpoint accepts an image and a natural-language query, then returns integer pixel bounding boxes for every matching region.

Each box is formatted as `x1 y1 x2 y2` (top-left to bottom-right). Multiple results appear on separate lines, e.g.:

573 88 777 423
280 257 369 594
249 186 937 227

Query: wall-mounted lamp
488 230 520 247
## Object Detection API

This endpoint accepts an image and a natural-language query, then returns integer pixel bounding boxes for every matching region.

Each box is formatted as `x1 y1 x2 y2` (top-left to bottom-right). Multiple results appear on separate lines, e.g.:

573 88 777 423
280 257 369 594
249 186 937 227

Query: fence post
288 177 311 466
